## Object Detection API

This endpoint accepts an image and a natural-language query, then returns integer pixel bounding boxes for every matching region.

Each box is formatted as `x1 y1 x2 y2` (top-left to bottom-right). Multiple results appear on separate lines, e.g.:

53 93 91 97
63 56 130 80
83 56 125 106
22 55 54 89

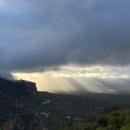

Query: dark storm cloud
0 0 130 72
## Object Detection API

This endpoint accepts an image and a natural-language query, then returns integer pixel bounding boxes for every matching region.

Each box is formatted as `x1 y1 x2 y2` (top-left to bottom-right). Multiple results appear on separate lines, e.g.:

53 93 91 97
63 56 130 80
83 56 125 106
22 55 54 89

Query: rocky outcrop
0 77 37 99
0 77 43 130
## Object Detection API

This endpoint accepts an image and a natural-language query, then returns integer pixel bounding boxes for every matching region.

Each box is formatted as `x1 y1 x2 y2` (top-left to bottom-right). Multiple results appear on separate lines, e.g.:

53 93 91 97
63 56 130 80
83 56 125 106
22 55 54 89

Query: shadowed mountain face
0 77 37 98
0 77 42 130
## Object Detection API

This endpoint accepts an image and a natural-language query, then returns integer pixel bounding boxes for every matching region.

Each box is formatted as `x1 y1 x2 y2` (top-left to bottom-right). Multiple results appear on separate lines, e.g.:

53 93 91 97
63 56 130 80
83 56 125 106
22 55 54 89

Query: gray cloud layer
0 0 130 72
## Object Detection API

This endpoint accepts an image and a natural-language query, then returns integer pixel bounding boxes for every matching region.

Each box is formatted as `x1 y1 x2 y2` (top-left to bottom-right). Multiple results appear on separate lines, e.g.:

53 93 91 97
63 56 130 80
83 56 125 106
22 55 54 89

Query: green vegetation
57 108 130 130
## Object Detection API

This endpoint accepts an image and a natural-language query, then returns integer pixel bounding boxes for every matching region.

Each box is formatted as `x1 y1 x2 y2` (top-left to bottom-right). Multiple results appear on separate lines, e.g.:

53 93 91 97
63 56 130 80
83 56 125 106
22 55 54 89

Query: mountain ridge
1 77 130 130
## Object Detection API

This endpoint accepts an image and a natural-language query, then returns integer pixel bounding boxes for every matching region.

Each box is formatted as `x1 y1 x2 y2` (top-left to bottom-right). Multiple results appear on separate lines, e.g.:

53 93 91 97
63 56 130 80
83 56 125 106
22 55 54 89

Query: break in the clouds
13 66 130 92
0 0 130 73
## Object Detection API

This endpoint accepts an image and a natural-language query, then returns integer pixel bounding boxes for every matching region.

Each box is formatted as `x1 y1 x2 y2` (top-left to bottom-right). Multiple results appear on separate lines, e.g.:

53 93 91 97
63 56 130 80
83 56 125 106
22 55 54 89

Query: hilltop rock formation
0 77 43 130
0 77 37 99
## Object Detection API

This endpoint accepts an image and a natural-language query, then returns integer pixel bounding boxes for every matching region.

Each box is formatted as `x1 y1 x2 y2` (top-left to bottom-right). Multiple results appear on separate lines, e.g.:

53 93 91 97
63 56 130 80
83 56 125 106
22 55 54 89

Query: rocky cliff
0 77 43 130
0 77 37 98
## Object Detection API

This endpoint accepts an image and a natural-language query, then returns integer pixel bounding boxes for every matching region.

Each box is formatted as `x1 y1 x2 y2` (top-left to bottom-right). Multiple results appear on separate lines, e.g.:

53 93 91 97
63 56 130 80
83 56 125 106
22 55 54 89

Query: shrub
120 124 130 130
107 114 123 128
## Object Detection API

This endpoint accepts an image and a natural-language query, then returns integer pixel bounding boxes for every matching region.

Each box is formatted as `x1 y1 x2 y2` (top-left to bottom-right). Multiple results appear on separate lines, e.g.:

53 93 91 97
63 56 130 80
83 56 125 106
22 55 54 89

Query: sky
0 0 130 93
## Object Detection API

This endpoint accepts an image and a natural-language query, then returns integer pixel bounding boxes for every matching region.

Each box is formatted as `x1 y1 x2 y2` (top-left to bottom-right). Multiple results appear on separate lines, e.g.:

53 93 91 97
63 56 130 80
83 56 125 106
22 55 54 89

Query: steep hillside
0 77 43 130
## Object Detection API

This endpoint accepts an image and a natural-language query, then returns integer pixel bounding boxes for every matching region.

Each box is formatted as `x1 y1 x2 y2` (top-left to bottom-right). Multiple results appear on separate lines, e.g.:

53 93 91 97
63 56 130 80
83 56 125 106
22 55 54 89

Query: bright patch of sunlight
53 65 130 79
13 72 75 92
12 65 130 93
